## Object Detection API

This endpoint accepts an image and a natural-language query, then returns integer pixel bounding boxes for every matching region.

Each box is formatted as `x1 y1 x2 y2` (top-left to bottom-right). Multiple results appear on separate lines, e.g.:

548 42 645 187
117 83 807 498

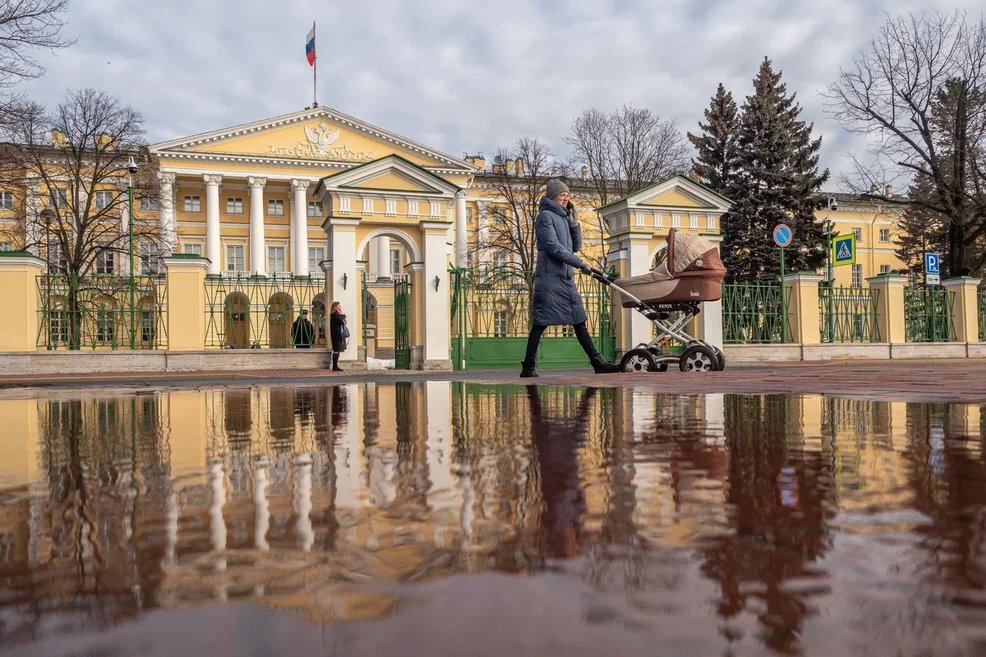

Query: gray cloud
17 0 985 188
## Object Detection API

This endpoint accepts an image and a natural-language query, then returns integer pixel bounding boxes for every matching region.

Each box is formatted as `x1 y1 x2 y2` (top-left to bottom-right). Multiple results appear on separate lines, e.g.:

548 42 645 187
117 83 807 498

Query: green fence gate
394 275 411 369
449 265 615 371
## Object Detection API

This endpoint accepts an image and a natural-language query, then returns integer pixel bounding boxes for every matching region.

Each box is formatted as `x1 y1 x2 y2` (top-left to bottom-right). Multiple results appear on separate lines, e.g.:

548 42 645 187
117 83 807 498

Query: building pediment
150 106 475 175
599 175 732 218
316 155 461 197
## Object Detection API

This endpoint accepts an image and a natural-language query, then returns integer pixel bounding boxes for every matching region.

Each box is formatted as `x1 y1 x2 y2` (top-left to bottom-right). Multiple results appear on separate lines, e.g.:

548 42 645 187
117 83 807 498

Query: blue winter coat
531 197 588 327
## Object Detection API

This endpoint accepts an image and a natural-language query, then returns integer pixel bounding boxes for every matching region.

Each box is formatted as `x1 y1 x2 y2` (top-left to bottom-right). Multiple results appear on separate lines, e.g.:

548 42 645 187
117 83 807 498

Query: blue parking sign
924 253 940 274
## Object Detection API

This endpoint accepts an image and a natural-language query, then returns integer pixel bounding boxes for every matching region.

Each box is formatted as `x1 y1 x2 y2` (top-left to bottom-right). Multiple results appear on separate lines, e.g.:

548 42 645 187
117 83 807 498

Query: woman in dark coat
521 179 618 377
329 301 348 372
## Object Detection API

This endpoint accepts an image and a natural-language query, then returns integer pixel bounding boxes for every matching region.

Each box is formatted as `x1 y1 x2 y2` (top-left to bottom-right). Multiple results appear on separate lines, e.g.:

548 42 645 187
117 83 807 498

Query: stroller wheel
679 344 717 372
620 348 658 373
712 347 726 371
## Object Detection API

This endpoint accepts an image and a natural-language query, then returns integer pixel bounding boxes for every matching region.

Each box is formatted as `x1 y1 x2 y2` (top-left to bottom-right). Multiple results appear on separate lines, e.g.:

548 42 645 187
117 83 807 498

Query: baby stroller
588 229 726 372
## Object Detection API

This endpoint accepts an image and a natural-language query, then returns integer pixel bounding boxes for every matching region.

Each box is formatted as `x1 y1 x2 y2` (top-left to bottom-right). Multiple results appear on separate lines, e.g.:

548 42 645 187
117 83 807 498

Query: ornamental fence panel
818 285 881 343
204 274 326 349
979 286 985 342
722 282 788 344
36 273 167 350
904 286 956 343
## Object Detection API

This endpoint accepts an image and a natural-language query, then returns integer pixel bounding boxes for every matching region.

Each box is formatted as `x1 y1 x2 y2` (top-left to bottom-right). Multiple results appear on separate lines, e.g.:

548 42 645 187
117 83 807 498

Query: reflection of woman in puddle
527 386 596 558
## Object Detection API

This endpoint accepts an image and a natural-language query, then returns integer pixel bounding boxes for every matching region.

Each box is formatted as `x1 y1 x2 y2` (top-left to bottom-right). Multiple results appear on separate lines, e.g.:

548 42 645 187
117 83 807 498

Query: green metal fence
904 286 956 342
36 274 167 350
979 287 986 342
722 282 788 344
819 285 881 343
204 274 326 348
450 265 615 370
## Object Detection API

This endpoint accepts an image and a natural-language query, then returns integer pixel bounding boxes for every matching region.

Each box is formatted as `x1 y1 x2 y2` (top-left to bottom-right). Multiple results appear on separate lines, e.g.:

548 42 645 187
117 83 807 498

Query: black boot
520 360 538 378
332 352 343 372
590 354 619 374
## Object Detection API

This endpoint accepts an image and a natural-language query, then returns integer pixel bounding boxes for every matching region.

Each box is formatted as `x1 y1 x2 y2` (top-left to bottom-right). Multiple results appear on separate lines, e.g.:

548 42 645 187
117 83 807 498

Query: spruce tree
719 57 830 281
896 172 949 279
687 83 740 198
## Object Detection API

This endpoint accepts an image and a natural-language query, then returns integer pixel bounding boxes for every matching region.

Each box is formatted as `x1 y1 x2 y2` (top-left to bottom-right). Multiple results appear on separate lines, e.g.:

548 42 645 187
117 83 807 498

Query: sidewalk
2 360 986 403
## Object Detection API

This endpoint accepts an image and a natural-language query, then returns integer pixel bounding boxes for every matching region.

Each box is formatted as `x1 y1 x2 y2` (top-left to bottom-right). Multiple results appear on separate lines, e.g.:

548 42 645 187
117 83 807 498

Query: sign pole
780 246 786 341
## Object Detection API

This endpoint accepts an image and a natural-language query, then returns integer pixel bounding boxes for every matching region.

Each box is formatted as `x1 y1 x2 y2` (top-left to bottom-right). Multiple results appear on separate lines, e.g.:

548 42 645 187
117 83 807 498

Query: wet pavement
0 381 985 656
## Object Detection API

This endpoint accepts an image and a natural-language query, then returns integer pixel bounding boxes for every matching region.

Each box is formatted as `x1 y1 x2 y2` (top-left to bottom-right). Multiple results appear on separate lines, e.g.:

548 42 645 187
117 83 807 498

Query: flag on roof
305 25 315 66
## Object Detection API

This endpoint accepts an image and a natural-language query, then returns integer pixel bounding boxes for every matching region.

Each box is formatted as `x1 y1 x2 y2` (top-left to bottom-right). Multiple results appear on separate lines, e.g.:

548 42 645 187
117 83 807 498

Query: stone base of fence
725 342 986 364
0 349 344 376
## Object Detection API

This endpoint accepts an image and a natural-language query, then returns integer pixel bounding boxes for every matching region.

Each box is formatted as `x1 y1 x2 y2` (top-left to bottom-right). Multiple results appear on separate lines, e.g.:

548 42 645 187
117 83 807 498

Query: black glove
579 263 593 275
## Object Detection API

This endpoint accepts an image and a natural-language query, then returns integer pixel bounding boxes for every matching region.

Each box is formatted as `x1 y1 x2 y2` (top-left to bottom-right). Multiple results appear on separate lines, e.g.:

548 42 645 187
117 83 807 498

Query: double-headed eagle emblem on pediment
265 121 373 162
304 122 341 156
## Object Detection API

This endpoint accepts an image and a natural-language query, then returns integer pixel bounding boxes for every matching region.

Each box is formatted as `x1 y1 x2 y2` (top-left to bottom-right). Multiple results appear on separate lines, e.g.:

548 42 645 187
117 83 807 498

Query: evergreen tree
719 58 830 281
896 172 949 279
687 83 740 198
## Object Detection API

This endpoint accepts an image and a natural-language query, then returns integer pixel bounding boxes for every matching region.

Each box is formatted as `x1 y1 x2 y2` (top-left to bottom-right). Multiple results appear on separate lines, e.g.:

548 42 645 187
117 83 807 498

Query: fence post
163 255 209 350
942 277 983 343
866 274 907 344
0 252 45 351
782 273 823 344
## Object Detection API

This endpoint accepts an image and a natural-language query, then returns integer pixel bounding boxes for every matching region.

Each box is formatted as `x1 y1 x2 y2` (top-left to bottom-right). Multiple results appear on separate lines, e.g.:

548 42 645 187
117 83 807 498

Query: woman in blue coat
521 179 619 377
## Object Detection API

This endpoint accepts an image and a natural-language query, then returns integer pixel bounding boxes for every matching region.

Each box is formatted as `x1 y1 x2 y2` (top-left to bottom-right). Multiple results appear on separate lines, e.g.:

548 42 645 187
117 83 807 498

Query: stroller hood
666 228 726 279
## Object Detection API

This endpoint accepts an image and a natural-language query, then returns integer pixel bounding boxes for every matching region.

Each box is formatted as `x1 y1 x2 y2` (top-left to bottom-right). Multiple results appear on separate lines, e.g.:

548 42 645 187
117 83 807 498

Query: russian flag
305 25 315 66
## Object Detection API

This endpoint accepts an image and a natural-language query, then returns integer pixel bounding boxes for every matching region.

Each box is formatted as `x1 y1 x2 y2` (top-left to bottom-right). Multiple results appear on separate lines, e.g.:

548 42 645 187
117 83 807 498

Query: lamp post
40 207 56 350
127 155 138 349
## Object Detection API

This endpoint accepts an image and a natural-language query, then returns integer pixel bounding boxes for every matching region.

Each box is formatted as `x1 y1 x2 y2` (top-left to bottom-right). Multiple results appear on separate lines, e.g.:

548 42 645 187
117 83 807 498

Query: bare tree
567 105 690 206
825 11 986 276
473 137 563 280
0 0 73 126
1 88 159 348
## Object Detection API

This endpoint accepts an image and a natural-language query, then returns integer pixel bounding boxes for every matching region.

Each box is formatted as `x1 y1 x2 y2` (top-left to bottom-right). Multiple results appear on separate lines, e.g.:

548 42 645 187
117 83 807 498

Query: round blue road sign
773 223 793 248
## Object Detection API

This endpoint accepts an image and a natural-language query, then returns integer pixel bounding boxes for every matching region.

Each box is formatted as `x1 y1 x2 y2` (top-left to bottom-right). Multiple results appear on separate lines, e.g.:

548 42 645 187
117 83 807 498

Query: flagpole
312 21 318 107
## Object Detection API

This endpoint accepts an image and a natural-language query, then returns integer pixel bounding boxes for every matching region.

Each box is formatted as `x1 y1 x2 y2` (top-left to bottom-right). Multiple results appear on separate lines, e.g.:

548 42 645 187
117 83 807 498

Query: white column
626 237 653 348
454 190 467 267
24 178 40 255
699 235 724 350
253 456 270 550
326 218 359 362
248 176 267 276
375 236 391 279
425 381 455 509
204 174 222 275
158 172 177 256
422 222 451 365
291 179 310 276
293 453 314 551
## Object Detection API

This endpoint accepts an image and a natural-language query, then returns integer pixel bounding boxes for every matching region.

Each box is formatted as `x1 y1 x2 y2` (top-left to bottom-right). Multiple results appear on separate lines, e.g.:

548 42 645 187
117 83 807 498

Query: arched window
267 292 293 348
224 292 250 349
493 299 511 338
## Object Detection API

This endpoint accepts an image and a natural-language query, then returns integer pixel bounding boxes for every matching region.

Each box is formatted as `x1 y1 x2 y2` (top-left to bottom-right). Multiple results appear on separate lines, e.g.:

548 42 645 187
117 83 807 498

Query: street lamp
127 155 138 349
40 207 56 350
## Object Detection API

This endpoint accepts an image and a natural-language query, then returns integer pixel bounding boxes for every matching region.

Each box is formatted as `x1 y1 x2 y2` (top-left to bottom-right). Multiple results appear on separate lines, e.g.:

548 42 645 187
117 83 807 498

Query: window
0 241 12 251
430 201 441 218
49 308 69 345
0 191 12 209
49 187 68 208
139 244 159 275
707 214 716 230
671 214 681 228
408 200 418 217
226 197 244 214
94 190 114 210
655 213 664 229
852 227 862 243
361 198 373 215
851 264 862 287
267 199 284 216
47 240 66 271
390 249 402 275
183 243 203 256
140 196 158 211
879 228 891 242
308 247 324 273
267 245 286 274
95 306 115 344
879 265 891 275
225 244 245 272
95 248 115 275
492 250 508 268
308 201 323 217
493 302 510 338
140 308 155 345
466 207 474 224
339 196 351 213
183 195 201 212
689 214 698 230
385 198 397 216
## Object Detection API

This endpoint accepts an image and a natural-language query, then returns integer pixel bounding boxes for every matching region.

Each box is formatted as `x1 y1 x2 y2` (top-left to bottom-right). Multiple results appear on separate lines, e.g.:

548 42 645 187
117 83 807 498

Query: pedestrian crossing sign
832 234 856 266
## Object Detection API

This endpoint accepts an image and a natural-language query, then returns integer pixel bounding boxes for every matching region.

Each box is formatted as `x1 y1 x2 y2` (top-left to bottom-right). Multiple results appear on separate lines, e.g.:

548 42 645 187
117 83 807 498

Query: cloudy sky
17 0 985 186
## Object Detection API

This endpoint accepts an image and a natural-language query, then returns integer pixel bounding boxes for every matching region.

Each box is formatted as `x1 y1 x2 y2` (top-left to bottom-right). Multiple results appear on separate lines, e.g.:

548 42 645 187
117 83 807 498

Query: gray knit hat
545 179 570 199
